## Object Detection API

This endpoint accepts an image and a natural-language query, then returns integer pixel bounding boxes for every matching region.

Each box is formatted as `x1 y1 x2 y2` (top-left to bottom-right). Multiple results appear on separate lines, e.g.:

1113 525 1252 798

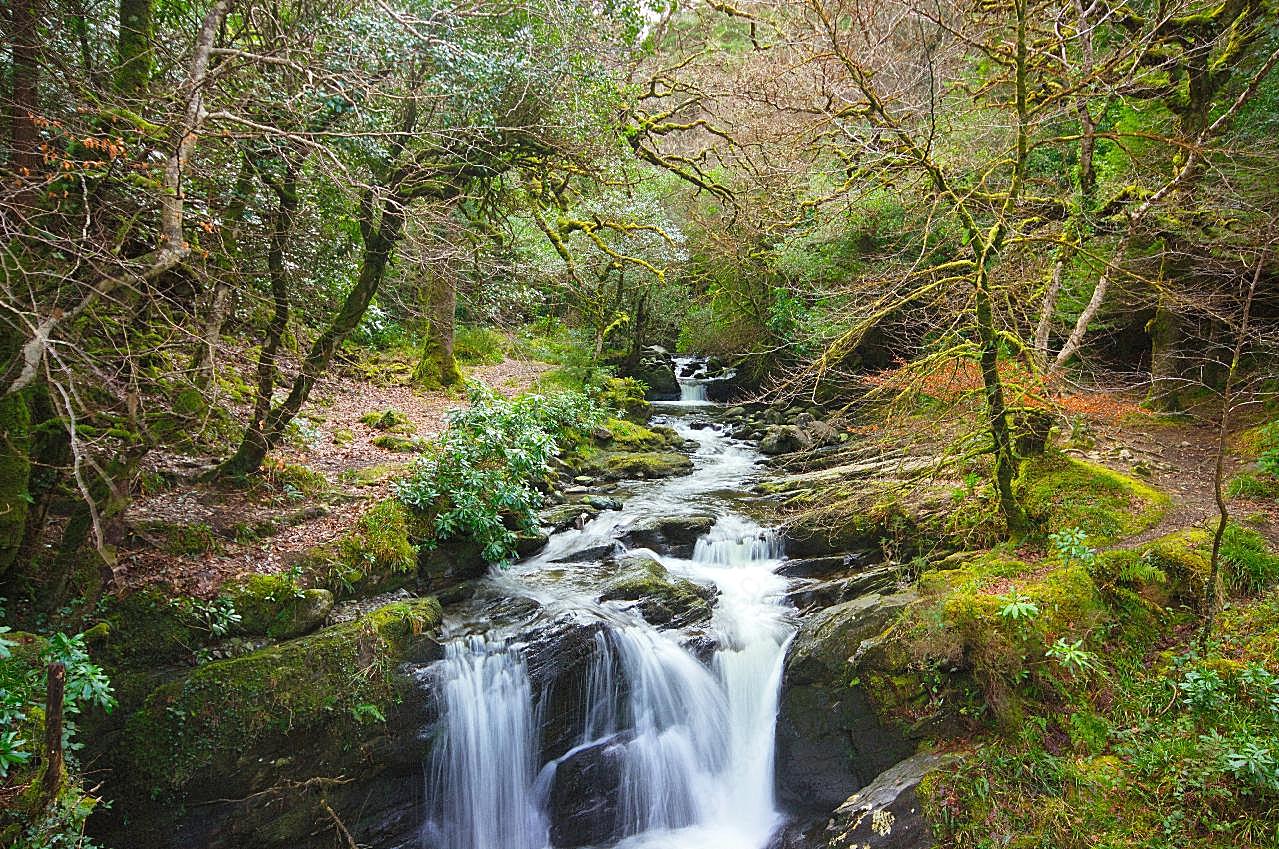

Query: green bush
1221 523 1279 596
393 383 604 562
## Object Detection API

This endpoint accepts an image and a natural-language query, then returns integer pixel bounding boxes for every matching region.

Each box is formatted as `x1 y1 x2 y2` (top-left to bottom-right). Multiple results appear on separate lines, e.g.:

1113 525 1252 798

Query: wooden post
42 662 65 802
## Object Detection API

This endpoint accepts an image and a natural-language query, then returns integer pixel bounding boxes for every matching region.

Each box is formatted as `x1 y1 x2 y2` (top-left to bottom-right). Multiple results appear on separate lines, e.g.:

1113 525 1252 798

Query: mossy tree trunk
0 391 33 583
115 0 153 94
414 269 461 390
1146 299 1185 411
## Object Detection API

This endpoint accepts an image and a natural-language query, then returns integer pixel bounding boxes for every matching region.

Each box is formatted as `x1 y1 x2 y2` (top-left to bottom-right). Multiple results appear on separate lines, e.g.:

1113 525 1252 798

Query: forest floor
116 353 551 596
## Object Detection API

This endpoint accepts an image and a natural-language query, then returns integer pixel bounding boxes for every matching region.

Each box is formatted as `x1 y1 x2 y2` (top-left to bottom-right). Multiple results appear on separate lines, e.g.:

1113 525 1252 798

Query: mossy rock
300 501 419 599
598 554 715 627
1017 454 1170 544
117 598 442 799
131 519 221 556
220 574 334 639
359 408 415 433
100 588 208 667
594 376 652 423
597 418 674 451
370 433 424 453
578 450 693 481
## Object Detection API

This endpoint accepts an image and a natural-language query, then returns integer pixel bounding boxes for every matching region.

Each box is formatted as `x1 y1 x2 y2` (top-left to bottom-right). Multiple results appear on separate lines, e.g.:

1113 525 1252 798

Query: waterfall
423 637 547 849
423 416 793 849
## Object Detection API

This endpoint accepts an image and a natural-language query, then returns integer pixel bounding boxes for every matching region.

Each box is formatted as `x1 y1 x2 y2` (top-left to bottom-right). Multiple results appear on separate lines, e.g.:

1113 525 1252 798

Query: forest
1 0 1278 846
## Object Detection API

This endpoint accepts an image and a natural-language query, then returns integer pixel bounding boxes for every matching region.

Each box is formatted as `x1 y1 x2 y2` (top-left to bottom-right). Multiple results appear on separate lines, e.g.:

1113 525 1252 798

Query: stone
807 420 840 447
760 425 813 456
785 565 900 612
617 514 715 557
547 735 629 847
824 751 955 849
775 591 920 813
582 495 624 512
777 551 878 579
540 503 602 533
598 554 716 627
578 451 694 482
521 618 615 761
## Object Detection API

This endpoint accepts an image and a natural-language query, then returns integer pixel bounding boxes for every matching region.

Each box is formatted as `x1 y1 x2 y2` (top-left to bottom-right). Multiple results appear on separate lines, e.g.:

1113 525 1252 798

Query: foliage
394 383 604 562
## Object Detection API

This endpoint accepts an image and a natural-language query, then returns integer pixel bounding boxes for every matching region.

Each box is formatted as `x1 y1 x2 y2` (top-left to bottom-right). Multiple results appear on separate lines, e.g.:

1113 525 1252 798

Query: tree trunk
976 279 1030 537
6 0 42 201
42 662 65 803
1200 249 1264 650
115 0 153 94
1146 300 1184 411
218 189 408 478
414 269 461 389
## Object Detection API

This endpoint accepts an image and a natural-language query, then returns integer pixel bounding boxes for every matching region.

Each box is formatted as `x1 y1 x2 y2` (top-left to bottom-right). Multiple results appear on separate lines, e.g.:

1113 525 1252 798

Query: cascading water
673 355 734 404
423 368 792 849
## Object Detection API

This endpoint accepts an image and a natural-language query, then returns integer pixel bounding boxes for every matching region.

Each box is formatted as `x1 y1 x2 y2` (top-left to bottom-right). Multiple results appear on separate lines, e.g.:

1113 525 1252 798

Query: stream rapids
420 396 796 849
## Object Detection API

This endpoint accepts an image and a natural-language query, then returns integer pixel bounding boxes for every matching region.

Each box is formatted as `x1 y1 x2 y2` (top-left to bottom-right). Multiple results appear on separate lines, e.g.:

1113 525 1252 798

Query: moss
1017 454 1170 544
302 501 418 598
134 519 220 555
371 433 423 452
1219 523 1279 595
337 463 405 488
119 598 441 798
0 391 32 578
599 555 714 626
594 377 652 423
1227 471 1279 499
453 324 508 365
332 427 355 445
598 418 673 451
101 588 206 667
359 408 415 433
220 574 334 639
578 450 693 481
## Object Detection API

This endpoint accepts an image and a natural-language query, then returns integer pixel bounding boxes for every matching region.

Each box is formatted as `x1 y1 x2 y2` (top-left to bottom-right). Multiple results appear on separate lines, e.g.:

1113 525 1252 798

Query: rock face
521 617 615 761
824 751 952 849
617 514 715 557
93 599 446 849
775 591 920 813
598 554 716 627
625 347 680 400
547 735 629 847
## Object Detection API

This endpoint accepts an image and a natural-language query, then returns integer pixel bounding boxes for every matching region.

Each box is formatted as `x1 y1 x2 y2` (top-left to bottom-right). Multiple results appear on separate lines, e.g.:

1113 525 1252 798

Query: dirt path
117 355 551 595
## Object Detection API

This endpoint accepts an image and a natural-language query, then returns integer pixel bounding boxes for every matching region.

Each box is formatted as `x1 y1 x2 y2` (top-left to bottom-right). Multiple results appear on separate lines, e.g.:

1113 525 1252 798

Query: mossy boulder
824 751 956 849
221 574 334 639
100 598 443 849
1017 455 1169 544
597 417 675 451
598 554 716 627
579 450 693 481
359 408 415 433
99 588 208 667
370 433 424 453
776 590 923 813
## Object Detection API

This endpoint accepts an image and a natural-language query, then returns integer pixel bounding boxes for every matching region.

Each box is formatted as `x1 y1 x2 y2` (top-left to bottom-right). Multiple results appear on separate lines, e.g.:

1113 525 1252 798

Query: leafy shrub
351 303 406 349
394 383 604 562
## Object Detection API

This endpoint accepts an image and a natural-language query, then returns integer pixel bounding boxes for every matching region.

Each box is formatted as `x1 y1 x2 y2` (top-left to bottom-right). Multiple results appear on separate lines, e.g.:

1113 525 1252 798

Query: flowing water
422 401 793 849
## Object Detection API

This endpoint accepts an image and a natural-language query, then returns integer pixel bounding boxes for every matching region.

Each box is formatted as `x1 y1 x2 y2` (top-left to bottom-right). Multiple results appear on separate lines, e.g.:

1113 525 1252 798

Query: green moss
0 392 31 578
594 377 652 423
135 520 220 556
578 450 693 480
337 464 405 488
101 589 206 667
1018 454 1170 544
332 427 355 445
301 501 418 598
599 418 672 451
359 408 415 432
220 574 334 639
120 598 441 797
1227 471 1279 499
371 433 423 452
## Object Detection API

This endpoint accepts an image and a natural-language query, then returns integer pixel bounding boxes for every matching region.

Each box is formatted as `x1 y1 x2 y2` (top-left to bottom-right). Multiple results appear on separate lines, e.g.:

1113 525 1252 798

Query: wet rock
785 565 900 612
551 542 622 564
824 751 955 849
777 551 878 579
522 618 615 761
582 495 624 512
617 514 715 557
547 734 630 847
540 503 602 533
599 554 716 627
775 591 920 813
760 425 812 456
419 540 488 592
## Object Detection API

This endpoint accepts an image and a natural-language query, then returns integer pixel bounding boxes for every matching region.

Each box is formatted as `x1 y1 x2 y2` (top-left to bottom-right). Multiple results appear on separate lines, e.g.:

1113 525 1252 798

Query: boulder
96 599 445 849
617 514 715 557
775 591 920 813
807 420 840 447
579 451 694 481
777 551 878 579
824 751 954 849
221 575 334 640
522 618 615 761
547 735 629 847
599 554 716 627
540 503 602 533
760 425 813 456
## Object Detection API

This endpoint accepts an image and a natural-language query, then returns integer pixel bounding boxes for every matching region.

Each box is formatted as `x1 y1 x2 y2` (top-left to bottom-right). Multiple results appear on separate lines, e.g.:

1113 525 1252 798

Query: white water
424 406 793 849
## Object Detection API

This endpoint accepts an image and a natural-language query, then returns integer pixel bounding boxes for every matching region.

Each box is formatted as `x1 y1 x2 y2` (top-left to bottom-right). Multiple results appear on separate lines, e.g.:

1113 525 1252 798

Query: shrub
393 383 603 562
454 325 507 365
1220 523 1279 596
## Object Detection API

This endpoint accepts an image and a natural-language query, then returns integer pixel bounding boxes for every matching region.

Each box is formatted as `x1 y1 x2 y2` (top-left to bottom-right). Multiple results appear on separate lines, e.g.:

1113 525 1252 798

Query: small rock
760 425 813 456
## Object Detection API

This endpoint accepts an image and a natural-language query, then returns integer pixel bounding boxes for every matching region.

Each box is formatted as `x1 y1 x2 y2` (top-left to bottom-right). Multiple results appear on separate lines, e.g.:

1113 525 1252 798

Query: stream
420 371 795 849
